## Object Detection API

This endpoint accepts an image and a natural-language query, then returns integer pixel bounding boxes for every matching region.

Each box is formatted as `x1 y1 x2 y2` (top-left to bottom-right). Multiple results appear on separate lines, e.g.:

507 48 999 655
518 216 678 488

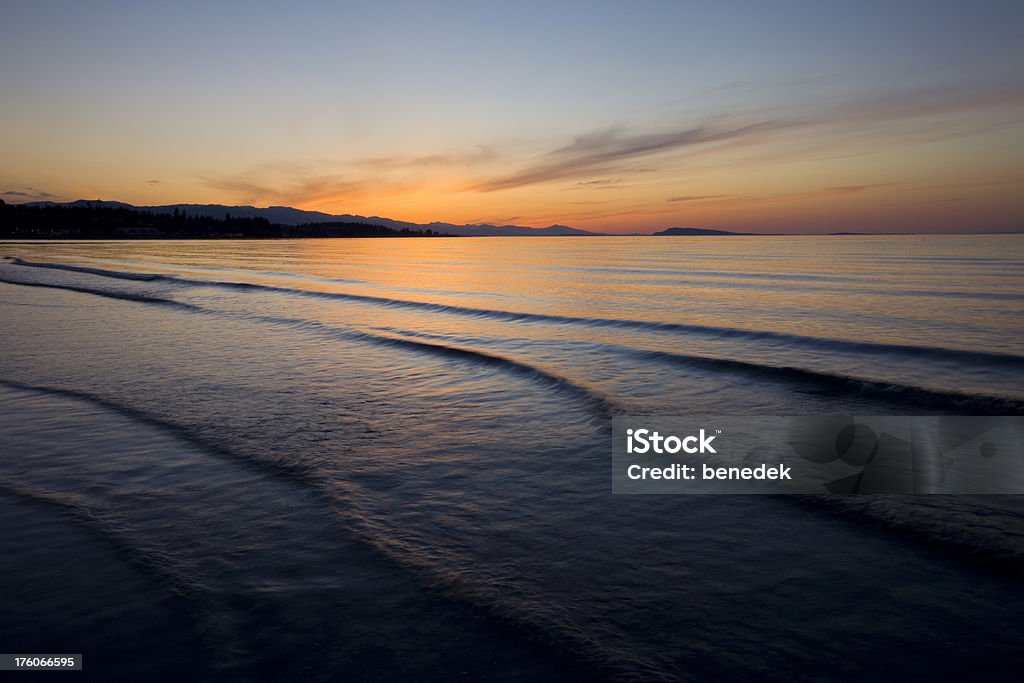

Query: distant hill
23 200 603 236
0 201 454 239
653 227 748 236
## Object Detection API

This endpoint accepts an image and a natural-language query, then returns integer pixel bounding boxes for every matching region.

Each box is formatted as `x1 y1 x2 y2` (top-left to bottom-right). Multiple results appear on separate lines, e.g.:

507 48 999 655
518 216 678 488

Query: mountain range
23 200 605 237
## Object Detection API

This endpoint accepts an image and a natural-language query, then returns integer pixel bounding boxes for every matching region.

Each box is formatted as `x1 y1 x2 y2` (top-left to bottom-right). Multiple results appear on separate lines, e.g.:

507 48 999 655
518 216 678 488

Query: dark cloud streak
668 194 732 203
474 120 793 192
2 187 57 200
473 79 1024 194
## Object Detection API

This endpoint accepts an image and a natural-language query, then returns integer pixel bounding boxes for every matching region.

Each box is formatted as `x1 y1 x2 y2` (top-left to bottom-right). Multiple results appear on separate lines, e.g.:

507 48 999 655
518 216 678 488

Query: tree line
0 200 451 239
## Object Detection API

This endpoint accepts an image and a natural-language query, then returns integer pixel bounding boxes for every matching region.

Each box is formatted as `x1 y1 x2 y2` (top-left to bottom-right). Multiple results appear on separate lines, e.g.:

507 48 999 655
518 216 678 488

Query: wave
317 477 677 682
3 274 1019 415
4 258 169 281
221 313 617 422
788 495 1024 582
530 265 1024 301
531 264 875 283
0 275 203 311
0 274 616 421
0 379 646 679
0 476 213 618
364 326 1024 415
10 257 1024 370
0 378 309 480
625 348 1024 414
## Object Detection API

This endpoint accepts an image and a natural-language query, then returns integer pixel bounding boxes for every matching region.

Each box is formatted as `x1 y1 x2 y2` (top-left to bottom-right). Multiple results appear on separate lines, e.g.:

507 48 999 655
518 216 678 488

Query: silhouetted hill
0 201 451 239
23 200 603 236
653 227 748 236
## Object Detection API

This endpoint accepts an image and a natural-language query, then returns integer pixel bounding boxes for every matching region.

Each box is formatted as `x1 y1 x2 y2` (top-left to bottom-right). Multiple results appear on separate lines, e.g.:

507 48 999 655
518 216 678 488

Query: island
653 227 749 236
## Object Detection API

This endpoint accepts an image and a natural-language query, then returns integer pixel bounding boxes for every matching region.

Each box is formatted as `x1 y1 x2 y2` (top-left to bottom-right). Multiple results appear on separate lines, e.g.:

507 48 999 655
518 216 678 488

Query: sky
1 0 1022 234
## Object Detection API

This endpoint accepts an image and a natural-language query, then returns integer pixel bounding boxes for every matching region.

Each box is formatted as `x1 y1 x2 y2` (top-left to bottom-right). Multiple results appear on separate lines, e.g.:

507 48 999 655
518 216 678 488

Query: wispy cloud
202 168 373 208
473 120 793 192
352 147 497 171
201 157 474 210
200 144 499 210
200 78 1024 215
2 187 57 200
472 79 1024 194
824 80 1024 127
668 194 733 203
658 184 923 212
826 184 893 194
575 178 622 188
465 215 522 225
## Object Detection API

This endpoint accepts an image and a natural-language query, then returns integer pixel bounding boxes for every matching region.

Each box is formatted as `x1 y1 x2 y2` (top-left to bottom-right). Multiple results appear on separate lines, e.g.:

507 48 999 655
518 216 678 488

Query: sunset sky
2 0 1022 233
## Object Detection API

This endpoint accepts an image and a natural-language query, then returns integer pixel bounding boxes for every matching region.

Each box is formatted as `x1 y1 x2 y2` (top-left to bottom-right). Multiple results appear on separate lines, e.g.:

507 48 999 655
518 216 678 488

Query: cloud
668 194 732 203
574 178 622 188
352 147 497 171
826 184 893 194
656 81 751 108
146 179 161 185
660 184 905 210
2 187 57 200
471 78 1024 194
200 78 1024 213
202 170 371 208
466 215 521 225
201 147 493 209
473 120 793 192
825 80 1024 127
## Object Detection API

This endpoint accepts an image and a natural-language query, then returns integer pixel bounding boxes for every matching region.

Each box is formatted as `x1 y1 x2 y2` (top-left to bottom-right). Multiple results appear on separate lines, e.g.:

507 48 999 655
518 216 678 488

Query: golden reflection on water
4 234 1023 354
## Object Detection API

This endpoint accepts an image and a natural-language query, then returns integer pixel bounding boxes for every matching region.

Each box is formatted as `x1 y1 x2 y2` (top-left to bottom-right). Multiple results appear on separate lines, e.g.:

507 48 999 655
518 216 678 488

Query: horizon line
3 196 1022 237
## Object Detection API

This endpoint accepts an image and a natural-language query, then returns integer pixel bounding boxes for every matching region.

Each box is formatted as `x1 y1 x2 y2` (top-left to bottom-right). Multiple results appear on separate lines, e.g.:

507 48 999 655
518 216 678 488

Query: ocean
1 235 1022 681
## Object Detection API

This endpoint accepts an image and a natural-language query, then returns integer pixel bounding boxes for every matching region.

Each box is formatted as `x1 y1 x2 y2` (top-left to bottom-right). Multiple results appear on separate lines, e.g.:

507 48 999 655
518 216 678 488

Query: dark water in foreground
0 236 1022 681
